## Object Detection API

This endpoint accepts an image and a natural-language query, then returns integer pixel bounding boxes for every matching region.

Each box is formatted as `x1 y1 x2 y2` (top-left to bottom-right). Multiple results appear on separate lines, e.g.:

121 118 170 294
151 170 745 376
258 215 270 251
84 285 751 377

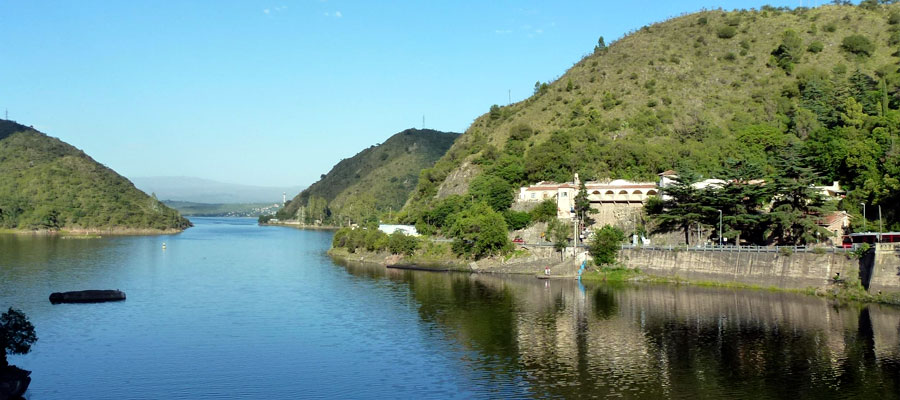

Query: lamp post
718 209 723 247
860 202 867 232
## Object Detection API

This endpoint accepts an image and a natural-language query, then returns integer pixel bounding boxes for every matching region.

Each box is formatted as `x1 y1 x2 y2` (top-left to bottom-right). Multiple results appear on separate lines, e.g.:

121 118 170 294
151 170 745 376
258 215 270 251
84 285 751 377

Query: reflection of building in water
333 258 900 397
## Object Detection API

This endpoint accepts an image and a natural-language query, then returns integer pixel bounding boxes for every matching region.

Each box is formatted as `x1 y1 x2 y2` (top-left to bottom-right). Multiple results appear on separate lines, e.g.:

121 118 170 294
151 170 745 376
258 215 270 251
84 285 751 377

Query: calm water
1 218 899 399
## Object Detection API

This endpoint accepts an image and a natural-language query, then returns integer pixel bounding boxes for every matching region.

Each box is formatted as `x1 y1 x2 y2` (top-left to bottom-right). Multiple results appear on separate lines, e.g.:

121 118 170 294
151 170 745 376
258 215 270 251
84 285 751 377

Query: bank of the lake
0 227 187 236
328 242 900 306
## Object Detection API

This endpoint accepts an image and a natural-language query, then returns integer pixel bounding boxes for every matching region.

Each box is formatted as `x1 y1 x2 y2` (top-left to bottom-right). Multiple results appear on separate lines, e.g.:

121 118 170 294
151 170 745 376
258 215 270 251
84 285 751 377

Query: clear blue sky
1 0 801 187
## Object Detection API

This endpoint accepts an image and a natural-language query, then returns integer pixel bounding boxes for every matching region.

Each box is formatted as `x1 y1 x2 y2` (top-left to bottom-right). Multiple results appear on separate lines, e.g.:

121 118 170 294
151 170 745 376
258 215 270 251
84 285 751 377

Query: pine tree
646 171 714 245
574 181 596 226
766 145 829 245
709 160 772 245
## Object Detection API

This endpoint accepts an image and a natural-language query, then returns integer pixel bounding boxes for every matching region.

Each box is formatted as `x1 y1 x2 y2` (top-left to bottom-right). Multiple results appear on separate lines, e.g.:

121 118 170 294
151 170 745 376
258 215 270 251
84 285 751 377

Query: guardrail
620 244 850 253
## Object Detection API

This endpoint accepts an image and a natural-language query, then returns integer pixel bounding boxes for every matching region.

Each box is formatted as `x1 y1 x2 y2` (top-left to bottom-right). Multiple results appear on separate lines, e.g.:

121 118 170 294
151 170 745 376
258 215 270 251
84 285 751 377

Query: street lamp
860 202 867 232
718 209 723 246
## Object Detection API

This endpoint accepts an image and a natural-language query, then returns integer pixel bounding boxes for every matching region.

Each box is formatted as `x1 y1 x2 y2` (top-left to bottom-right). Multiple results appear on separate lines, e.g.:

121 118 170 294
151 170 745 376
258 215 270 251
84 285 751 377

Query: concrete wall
872 243 900 293
621 245 900 294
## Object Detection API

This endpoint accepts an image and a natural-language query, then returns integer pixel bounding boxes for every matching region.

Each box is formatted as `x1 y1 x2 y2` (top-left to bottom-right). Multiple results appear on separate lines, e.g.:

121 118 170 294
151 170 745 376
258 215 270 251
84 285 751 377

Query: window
562 192 567 197
530 193 536 199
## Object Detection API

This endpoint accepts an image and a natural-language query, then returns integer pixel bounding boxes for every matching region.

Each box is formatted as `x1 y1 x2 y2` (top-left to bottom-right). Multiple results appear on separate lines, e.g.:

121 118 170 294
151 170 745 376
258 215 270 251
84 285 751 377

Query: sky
1 0 803 187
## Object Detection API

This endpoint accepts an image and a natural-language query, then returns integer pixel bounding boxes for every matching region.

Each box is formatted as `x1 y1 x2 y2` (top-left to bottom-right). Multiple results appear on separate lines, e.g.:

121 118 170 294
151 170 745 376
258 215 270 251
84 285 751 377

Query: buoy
162 242 167 250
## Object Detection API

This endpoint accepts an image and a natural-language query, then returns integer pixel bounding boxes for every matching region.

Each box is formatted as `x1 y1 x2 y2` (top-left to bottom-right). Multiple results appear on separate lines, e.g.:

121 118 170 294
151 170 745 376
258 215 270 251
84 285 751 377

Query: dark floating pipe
49 290 126 304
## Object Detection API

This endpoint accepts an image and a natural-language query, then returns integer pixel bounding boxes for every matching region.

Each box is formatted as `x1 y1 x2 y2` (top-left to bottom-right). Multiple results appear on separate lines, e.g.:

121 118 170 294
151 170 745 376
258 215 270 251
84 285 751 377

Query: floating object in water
162 242 167 250
49 290 126 304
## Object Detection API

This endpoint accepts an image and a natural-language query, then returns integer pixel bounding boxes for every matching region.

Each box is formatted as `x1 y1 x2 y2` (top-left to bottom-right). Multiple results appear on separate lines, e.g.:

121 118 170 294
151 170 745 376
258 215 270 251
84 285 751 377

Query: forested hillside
276 129 459 224
0 120 192 232
403 3 900 234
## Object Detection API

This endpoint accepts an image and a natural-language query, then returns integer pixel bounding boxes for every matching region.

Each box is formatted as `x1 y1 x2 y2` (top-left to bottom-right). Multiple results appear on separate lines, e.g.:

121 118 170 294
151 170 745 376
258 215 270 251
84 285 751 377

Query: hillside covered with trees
275 128 459 225
397 2 900 255
0 120 191 232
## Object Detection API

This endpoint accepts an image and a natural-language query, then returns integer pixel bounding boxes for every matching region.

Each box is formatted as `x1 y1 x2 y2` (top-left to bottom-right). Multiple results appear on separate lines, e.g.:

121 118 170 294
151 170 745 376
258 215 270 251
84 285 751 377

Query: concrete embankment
621 244 900 294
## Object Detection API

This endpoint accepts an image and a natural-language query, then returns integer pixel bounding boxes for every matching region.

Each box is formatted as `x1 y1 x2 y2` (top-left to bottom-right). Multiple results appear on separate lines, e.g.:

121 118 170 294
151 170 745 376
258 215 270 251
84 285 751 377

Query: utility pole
879 205 883 242
573 214 578 259
422 115 425 129
718 209 723 246
508 89 511 106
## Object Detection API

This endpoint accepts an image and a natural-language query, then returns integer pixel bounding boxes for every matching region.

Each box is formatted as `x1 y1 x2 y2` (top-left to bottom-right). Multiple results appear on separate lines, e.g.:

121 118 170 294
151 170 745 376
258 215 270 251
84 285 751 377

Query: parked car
512 237 525 244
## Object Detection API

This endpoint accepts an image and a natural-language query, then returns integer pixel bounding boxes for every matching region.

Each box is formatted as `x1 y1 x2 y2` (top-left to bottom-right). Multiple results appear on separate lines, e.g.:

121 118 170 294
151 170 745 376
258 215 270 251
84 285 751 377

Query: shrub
724 52 737 61
529 199 558 223
841 35 875 57
589 225 626 266
489 104 501 120
388 231 419 256
807 41 824 53
890 11 900 25
823 22 837 33
448 202 511 259
717 26 738 39
502 210 532 231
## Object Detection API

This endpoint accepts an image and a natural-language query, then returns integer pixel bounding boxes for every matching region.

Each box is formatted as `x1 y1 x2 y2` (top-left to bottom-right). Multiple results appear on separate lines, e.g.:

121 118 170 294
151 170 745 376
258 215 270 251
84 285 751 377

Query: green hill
0 120 191 232
276 128 459 224
404 3 900 231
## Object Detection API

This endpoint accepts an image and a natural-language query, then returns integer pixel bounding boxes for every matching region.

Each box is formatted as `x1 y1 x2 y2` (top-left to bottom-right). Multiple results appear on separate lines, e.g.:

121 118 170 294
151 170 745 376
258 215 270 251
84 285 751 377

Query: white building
517 174 657 221
378 224 419 236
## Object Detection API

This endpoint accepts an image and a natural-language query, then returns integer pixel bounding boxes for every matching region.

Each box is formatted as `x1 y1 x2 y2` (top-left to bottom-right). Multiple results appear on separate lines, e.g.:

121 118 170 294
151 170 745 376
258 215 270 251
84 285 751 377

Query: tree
765 145 830 245
468 175 514 212
646 171 714 245
388 231 419 256
589 225 626 266
770 29 803 73
530 199 558 223
574 181 596 226
1 308 37 368
447 202 511 259
594 36 607 53
546 218 572 260
502 210 531 230
709 160 773 245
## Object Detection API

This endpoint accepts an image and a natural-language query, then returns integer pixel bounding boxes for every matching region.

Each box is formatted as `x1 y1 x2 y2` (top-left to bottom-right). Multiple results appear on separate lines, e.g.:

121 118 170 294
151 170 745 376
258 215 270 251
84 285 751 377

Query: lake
1 217 899 399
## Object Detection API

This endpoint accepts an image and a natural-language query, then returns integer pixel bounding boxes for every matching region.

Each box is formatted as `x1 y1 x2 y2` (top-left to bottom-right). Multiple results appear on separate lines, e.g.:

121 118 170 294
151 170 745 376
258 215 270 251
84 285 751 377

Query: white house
378 224 419 236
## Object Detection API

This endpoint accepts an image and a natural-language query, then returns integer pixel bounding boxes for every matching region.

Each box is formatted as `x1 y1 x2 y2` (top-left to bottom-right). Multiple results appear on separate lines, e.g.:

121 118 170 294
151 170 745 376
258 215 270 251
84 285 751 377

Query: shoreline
327 246 900 307
0 227 186 236
260 222 341 231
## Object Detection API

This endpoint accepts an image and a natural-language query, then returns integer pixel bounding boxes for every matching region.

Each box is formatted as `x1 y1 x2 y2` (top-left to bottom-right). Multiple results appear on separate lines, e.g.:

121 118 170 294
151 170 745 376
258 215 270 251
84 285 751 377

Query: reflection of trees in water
334 260 900 398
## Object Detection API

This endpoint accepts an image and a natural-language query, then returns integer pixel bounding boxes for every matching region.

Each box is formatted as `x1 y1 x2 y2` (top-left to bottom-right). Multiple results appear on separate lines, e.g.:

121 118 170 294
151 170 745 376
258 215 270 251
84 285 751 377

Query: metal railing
619 244 850 253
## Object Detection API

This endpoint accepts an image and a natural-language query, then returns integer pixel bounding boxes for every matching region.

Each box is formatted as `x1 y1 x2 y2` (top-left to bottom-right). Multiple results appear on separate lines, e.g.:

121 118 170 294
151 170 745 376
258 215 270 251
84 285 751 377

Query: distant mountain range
130 176 303 204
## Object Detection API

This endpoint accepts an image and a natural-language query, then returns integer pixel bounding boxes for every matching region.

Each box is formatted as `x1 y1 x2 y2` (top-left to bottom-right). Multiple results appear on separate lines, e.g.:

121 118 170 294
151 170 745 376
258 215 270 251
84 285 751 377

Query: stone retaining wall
621 245 900 293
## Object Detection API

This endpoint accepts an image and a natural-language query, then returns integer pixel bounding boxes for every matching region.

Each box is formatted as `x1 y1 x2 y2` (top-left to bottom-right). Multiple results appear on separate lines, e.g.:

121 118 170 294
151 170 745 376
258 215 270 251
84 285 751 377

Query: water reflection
337 261 900 399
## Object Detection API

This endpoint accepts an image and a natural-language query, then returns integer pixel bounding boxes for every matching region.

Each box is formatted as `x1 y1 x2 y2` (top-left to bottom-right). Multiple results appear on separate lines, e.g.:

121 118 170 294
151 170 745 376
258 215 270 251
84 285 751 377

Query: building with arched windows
516 174 657 227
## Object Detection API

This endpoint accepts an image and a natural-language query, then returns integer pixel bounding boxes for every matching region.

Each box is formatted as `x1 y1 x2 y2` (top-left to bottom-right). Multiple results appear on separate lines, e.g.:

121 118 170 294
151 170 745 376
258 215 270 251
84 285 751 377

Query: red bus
841 232 900 248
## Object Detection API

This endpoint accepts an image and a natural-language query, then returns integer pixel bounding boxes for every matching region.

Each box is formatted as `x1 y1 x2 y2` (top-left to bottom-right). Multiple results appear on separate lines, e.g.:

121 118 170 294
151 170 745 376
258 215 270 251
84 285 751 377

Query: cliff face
0 120 191 232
